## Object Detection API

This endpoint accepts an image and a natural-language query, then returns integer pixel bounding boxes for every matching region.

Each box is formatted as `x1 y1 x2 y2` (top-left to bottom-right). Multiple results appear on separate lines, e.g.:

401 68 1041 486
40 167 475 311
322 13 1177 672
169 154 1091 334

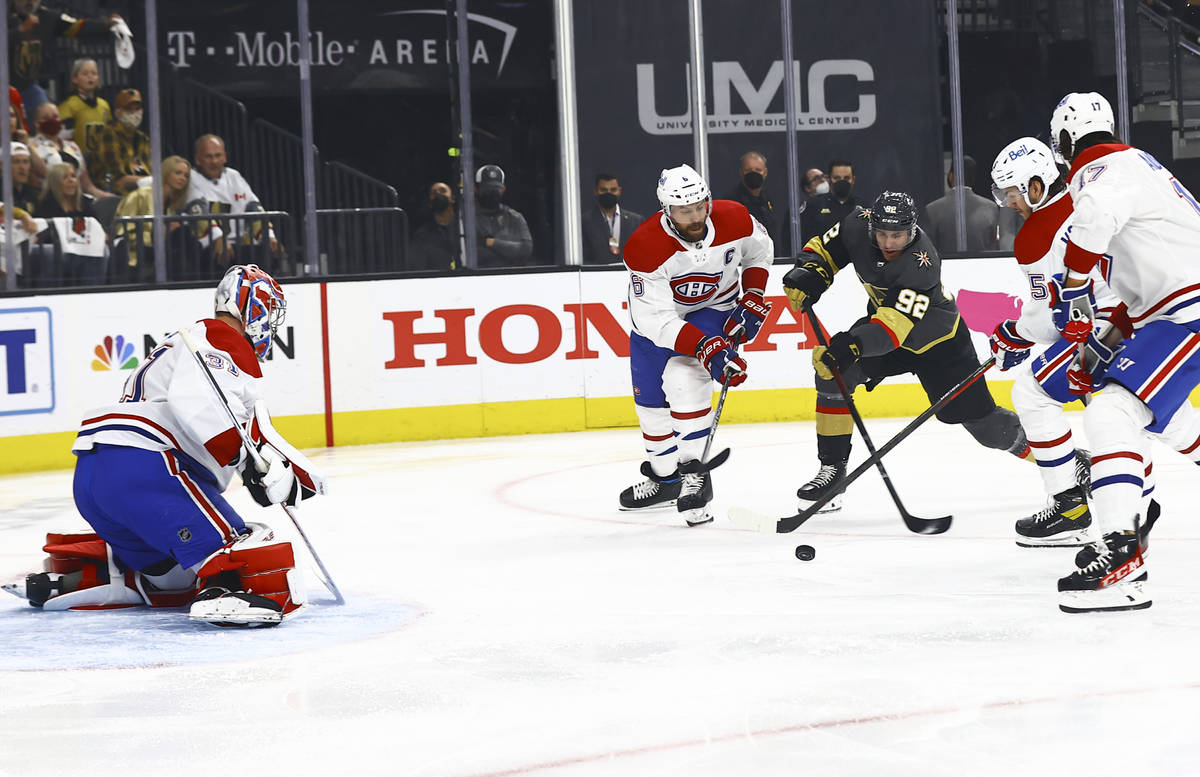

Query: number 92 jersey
800 208 961 356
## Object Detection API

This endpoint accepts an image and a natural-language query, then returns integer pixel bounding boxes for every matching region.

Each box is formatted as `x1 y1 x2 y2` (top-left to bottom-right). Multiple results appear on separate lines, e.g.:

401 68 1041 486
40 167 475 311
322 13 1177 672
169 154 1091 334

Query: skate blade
682 508 713 527
1015 530 1092 548
1058 580 1152 613
798 494 842 514
618 499 678 512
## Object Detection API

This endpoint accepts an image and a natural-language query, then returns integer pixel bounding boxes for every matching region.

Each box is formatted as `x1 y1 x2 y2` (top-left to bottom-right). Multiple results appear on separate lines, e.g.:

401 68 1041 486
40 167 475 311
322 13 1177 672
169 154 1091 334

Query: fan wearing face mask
727 150 780 254
473 164 534 267
84 87 150 196
410 181 463 271
581 172 646 264
800 158 865 244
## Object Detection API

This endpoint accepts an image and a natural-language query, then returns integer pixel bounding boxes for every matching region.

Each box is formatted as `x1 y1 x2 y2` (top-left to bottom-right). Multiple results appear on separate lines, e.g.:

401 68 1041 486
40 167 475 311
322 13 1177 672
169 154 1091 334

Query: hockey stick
177 328 346 605
695 374 733 474
802 305 951 534
729 356 995 534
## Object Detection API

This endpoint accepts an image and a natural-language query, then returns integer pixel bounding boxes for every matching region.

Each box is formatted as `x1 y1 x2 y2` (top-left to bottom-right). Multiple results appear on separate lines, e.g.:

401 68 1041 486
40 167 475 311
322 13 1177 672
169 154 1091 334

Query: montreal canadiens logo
670 272 722 305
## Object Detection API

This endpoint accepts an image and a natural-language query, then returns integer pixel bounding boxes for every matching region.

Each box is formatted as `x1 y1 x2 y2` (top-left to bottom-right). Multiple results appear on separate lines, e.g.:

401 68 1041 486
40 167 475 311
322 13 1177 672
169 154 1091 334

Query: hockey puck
795 544 815 561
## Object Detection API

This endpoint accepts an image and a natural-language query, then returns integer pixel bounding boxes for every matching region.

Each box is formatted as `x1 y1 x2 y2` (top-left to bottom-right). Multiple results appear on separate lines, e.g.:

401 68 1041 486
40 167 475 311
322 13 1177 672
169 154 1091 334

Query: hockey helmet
214 264 286 360
1049 92 1115 164
990 137 1060 210
656 163 711 214
869 191 918 240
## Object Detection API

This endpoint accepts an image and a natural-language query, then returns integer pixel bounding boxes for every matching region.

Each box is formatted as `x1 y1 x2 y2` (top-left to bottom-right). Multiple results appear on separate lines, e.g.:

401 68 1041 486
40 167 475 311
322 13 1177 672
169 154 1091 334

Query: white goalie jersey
73 319 263 490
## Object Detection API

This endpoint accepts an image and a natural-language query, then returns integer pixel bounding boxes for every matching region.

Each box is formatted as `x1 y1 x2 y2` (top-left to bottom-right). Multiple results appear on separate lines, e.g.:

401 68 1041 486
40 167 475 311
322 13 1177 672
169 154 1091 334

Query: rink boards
1 258 1032 473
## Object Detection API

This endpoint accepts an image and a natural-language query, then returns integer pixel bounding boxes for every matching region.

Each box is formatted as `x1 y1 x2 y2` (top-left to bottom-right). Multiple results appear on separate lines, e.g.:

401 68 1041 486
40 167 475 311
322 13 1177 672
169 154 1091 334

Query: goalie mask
990 137 1060 211
1049 92 1115 164
214 264 286 360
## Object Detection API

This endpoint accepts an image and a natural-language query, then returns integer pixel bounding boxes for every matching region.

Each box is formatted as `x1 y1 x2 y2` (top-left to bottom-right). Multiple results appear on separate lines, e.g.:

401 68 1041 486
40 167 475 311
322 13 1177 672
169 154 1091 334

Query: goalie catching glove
813 331 862 380
696 334 747 386
241 400 328 507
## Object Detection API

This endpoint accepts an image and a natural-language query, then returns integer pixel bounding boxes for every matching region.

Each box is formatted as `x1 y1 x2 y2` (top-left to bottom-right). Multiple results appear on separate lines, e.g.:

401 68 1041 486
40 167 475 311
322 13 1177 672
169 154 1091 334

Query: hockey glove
724 290 772 346
242 445 300 507
989 319 1034 371
813 331 862 381
1048 274 1096 345
782 259 832 312
696 334 748 386
1068 330 1120 396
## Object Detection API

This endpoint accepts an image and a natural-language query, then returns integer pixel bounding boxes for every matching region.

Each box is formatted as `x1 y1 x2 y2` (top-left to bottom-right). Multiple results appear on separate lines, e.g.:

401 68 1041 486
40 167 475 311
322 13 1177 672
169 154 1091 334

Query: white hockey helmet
990 137 1060 210
1049 92 1115 164
214 264 286 361
656 164 711 214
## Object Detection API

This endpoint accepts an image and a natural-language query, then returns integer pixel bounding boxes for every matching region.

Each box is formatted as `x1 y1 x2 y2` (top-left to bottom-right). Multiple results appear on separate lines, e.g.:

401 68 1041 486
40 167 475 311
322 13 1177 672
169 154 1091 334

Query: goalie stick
729 356 996 534
803 304 951 534
177 328 346 605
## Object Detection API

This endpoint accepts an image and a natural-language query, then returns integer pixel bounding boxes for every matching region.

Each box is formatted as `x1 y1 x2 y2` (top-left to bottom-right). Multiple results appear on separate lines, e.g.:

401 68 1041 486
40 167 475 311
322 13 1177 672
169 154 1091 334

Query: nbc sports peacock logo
91 335 140 371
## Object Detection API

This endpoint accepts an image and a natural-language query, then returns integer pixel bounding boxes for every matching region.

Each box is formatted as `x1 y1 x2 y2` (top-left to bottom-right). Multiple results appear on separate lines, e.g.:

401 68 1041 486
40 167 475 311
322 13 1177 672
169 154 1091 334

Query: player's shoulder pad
709 199 754 244
623 215 680 273
200 318 263 378
1013 194 1072 266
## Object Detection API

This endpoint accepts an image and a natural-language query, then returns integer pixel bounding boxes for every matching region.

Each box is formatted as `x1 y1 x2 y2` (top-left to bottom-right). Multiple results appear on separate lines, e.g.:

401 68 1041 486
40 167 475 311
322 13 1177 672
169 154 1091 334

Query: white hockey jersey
1011 189 1121 343
73 319 263 490
1065 144 1200 329
185 166 272 241
624 199 774 354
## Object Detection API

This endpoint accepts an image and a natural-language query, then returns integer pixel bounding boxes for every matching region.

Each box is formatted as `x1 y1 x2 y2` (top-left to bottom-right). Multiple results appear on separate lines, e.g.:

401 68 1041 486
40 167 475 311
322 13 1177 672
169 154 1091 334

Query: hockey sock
1012 370 1077 492
1085 385 1154 535
962 406 1029 458
634 404 678 478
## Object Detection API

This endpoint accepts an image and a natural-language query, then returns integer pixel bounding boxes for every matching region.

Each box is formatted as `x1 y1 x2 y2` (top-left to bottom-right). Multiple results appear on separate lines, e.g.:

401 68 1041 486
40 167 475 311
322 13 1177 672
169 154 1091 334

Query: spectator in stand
85 88 150 197
186 133 281 266
6 142 40 214
581 172 645 264
113 155 210 283
473 164 532 267
727 151 778 250
8 100 45 183
30 101 107 198
58 58 110 154
800 158 865 243
7 1 125 118
0 142 42 286
410 181 461 271
924 155 1008 253
798 167 829 217
37 162 107 285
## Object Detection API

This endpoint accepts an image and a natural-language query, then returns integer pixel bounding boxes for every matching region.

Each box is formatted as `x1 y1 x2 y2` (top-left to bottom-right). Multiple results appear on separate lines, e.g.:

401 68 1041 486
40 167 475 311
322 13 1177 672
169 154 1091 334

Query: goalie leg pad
189 522 306 626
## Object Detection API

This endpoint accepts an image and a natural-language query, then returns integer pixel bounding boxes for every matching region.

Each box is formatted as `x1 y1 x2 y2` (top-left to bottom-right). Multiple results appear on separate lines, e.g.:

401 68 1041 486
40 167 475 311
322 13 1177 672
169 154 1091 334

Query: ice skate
676 459 713 526
619 462 681 511
1015 486 1092 547
1074 448 1092 496
797 462 846 514
1058 526 1150 613
1075 499 1159 568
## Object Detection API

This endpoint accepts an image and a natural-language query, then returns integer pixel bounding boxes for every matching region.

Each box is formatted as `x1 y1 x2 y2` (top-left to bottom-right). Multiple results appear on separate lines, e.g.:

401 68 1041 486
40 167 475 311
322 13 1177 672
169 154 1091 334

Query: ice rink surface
3 414 1200 776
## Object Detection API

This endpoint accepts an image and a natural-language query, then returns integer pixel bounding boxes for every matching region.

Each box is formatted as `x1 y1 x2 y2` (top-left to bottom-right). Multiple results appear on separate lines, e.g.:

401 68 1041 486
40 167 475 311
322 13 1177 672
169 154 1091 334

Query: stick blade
904 513 953 535
727 507 779 534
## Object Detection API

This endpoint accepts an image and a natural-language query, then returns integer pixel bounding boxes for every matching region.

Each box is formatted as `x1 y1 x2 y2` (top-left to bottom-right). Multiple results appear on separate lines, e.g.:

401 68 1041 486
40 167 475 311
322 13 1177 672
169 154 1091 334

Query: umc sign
0 308 55 416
